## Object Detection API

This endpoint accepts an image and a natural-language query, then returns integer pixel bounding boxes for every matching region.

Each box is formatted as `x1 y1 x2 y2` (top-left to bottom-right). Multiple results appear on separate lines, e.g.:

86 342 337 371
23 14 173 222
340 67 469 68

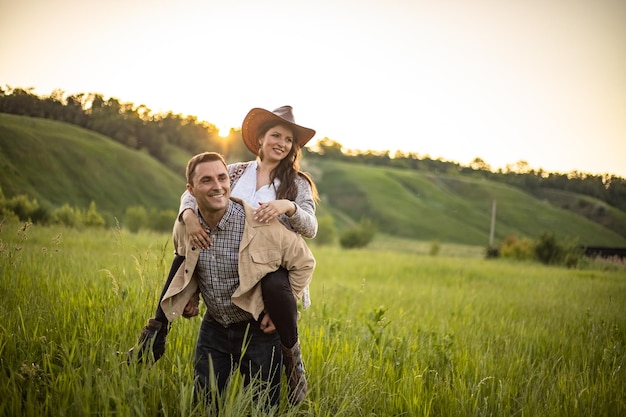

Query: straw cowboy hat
241 106 316 155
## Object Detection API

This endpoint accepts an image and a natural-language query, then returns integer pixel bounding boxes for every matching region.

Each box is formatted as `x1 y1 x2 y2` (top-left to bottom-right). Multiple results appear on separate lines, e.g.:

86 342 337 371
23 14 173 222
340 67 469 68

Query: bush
4 195 38 220
124 206 177 233
29 206 51 224
51 204 82 227
314 215 337 246
1 208 19 223
84 201 106 228
147 209 177 233
340 218 376 249
534 232 562 265
495 232 584 268
485 246 499 258
429 241 441 256
0 191 109 228
562 239 583 269
499 235 535 261
124 206 147 233
2 194 50 224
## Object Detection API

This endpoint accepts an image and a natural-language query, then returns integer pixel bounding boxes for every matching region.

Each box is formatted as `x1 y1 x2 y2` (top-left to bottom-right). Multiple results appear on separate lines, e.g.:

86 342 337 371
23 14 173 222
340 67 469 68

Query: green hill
0 113 186 219
1 113 625 247
313 160 626 246
533 188 626 238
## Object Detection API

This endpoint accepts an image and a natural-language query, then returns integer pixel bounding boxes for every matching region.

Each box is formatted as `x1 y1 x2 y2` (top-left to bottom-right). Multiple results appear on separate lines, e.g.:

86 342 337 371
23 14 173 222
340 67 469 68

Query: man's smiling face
187 159 231 215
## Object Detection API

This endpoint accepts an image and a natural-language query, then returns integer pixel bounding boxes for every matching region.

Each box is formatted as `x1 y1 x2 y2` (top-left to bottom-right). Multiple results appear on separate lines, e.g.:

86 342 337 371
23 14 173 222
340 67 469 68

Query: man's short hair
186 152 227 185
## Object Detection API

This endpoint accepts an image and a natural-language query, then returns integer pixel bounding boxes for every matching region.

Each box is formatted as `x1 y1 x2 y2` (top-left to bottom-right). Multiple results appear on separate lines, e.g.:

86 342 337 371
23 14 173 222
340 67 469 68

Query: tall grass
1 220 624 416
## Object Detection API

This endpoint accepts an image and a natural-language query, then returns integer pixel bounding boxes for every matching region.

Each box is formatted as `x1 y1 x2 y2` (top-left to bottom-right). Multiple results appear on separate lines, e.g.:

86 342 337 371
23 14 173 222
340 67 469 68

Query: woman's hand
260 312 277 334
254 200 297 223
182 209 211 249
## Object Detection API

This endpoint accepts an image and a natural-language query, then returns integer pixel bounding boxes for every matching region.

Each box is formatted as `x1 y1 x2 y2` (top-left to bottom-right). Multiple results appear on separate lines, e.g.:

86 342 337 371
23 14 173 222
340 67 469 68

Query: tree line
2 85 625 212
0 86 251 172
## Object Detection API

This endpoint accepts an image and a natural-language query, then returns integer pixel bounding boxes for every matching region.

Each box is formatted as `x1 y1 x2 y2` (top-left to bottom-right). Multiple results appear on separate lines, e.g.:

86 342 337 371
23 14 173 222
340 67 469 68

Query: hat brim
241 108 316 155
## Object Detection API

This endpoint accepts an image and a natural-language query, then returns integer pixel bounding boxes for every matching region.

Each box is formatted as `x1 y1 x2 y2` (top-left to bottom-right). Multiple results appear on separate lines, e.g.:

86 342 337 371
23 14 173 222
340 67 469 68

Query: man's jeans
194 314 282 407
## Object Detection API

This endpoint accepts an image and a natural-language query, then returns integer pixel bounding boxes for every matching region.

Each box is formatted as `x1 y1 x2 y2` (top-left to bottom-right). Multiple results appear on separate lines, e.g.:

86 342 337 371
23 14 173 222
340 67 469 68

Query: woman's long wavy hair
256 120 319 202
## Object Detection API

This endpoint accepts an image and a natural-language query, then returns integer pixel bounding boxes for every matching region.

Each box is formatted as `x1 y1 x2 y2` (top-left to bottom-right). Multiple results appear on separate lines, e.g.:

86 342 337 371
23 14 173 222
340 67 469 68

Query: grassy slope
313 159 626 246
534 187 626 238
0 113 186 218
1 113 625 246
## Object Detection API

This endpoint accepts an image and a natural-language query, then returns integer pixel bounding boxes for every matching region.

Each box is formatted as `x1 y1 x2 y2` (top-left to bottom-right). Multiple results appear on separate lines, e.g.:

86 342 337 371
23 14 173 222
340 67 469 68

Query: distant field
1 221 625 416
367 233 487 258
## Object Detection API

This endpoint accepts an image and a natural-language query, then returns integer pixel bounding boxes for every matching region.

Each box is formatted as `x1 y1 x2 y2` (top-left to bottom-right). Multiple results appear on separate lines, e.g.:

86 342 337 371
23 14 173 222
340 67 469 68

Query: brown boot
281 340 308 405
127 319 169 364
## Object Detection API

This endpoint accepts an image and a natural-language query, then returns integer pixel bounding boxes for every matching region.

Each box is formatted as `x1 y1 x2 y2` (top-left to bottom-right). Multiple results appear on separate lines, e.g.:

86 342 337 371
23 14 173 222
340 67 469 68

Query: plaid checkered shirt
195 201 254 326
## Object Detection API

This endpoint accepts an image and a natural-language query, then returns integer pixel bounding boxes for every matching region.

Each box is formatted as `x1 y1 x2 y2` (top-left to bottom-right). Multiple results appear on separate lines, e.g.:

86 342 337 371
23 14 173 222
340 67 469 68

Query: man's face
187 160 230 214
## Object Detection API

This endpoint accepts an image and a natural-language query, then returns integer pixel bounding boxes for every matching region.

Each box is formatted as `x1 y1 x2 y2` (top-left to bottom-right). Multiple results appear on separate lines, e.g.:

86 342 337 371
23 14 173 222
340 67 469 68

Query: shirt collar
196 200 236 233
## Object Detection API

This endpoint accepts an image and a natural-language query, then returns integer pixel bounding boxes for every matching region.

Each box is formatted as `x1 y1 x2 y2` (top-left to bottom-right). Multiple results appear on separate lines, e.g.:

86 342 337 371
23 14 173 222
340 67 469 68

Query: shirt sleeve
178 189 198 222
283 175 318 238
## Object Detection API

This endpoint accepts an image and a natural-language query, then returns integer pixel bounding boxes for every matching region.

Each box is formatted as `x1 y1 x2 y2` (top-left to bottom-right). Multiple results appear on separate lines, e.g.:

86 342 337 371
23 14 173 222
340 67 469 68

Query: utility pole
489 199 496 248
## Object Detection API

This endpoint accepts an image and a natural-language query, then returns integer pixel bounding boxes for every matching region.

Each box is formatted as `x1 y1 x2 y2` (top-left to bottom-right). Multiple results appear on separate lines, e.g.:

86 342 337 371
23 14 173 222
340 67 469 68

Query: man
157 152 315 408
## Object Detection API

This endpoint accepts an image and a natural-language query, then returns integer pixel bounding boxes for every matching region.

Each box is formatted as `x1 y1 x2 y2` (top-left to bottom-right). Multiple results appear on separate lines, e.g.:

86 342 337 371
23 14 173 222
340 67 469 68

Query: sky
2 0 625 177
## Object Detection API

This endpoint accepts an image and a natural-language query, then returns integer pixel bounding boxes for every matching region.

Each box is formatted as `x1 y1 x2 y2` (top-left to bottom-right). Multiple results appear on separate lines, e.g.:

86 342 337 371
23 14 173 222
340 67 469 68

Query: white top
230 161 280 208
231 161 311 309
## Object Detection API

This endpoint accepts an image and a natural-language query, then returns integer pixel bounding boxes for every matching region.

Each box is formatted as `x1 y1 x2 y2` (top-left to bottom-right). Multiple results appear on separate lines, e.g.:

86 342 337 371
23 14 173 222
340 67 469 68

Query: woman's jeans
260 266 298 348
194 314 282 407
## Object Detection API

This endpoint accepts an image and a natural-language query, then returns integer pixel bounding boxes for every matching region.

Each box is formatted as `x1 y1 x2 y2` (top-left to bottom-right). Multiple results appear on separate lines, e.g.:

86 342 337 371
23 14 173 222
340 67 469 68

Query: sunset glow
218 126 230 138
1 0 624 177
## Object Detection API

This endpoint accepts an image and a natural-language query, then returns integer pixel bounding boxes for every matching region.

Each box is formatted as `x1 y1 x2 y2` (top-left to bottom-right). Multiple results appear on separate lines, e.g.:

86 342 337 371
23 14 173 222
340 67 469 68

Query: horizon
1 84 624 179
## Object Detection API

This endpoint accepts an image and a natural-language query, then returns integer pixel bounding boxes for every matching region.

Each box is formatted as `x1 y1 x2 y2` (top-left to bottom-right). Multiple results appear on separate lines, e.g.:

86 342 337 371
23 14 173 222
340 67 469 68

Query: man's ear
186 183 194 197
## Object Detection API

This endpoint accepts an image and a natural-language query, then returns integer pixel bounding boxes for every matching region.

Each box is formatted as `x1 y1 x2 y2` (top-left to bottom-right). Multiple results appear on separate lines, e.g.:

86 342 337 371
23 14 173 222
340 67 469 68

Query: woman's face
258 124 294 162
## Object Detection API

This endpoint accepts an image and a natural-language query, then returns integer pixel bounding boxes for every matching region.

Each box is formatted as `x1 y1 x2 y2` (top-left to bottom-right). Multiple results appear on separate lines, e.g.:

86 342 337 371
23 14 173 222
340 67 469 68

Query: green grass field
1 220 624 416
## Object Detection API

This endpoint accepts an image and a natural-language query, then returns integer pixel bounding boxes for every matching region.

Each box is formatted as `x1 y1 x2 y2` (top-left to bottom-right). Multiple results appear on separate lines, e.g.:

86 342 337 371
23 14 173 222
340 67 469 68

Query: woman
130 106 318 405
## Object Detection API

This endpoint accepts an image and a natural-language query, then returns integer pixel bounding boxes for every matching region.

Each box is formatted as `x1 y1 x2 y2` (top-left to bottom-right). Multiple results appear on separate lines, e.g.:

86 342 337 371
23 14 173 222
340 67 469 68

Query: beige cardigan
160 198 315 322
